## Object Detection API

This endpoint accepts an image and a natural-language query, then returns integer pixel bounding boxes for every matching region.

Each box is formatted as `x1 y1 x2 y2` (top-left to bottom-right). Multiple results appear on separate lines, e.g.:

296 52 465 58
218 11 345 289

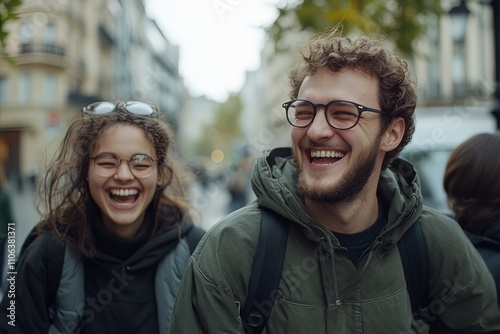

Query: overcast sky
145 0 280 102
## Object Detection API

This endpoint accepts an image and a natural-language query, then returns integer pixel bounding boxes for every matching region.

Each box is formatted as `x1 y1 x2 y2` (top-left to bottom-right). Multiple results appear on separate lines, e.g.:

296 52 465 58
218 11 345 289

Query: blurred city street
188 180 232 232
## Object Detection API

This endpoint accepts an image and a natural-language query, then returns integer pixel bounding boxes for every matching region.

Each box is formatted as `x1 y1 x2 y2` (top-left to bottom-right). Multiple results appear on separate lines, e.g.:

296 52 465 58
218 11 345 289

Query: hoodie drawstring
313 225 341 306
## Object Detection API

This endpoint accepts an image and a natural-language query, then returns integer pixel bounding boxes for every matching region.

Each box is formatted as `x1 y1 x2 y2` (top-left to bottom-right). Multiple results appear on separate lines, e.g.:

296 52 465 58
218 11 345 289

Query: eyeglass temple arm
363 107 389 115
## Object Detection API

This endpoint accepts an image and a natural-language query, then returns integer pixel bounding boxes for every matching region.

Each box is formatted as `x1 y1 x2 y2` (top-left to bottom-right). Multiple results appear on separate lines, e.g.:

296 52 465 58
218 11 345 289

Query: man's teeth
310 150 345 158
110 189 139 197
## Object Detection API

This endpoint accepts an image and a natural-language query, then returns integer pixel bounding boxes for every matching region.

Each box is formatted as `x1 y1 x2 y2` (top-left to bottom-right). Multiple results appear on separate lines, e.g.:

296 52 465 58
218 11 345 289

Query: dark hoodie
464 222 500 303
82 214 182 333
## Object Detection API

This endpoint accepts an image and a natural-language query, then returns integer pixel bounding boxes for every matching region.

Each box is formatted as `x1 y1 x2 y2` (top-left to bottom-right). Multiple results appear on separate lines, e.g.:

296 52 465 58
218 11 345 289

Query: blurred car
401 105 497 214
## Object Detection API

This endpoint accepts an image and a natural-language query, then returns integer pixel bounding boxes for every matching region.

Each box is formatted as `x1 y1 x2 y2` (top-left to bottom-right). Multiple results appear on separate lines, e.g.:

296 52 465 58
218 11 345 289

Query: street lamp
449 0 470 96
449 0 470 44
449 0 500 130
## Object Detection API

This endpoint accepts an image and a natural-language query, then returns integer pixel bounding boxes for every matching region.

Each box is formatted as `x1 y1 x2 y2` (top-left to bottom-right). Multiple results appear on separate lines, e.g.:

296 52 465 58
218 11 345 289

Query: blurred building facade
0 0 182 187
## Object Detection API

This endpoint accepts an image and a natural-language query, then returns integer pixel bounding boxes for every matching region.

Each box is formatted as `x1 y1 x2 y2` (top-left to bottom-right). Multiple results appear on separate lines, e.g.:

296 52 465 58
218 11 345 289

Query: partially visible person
444 132 500 302
0 101 204 333
169 27 500 333
0 142 14 279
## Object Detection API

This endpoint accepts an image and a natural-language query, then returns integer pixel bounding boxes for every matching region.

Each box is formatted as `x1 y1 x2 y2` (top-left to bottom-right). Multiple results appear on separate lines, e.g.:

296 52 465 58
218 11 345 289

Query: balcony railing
19 43 65 56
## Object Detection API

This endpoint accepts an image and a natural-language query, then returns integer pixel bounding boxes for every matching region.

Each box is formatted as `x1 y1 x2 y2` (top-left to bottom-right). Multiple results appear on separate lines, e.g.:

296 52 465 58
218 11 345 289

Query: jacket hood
251 147 423 244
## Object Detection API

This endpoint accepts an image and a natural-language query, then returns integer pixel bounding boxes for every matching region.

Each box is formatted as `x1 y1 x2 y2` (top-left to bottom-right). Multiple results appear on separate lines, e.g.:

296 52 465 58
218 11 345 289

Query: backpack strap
19 223 40 256
185 225 205 254
398 218 429 316
241 208 289 334
45 232 66 308
50 244 85 333
239 209 428 330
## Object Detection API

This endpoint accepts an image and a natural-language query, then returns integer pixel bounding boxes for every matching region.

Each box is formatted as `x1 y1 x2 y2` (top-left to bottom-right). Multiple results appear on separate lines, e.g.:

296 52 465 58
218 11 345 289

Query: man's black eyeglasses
282 99 389 130
82 101 158 116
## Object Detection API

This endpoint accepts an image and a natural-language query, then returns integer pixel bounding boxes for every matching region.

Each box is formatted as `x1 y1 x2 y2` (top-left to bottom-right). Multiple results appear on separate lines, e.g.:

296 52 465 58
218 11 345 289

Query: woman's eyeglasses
90 153 158 178
82 101 158 116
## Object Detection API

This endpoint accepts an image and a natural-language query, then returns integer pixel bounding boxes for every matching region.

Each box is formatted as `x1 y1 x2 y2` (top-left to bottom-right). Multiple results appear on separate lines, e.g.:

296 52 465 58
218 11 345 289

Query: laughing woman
0 101 204 334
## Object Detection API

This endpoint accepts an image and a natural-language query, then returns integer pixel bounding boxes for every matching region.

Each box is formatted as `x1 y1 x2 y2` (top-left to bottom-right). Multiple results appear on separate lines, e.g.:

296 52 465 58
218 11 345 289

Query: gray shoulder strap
155 238 191 333
49 245 85 334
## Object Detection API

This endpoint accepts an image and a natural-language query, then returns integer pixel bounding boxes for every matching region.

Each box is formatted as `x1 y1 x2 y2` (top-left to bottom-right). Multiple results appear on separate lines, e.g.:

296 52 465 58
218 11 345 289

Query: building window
19 73 31 105
0 76 8 105
43 74 56 106
44 22 56 45
20 20 33 44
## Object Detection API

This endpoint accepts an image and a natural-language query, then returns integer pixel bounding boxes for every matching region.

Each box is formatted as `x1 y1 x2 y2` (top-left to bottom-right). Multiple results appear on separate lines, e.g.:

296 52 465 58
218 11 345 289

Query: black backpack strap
241 208 289 334
398 218 429 316
45 232 66 307
19 223 40 256
185 225 205 254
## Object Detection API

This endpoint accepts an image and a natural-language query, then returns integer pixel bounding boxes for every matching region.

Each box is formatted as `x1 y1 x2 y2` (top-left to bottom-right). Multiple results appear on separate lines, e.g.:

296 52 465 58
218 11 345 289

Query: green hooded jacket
169 148 500 333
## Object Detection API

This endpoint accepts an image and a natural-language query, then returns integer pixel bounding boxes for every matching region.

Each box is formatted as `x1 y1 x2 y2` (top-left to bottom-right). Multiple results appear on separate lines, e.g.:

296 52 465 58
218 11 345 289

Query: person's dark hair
444 132 500 234
288 25 417 169
36 102 190 257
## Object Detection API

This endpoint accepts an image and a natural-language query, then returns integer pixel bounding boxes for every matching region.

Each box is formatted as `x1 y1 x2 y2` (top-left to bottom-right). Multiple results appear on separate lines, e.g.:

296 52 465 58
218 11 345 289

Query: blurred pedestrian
168 26 500 333
444 132 500 302
0 101 204 333
227 154 254 213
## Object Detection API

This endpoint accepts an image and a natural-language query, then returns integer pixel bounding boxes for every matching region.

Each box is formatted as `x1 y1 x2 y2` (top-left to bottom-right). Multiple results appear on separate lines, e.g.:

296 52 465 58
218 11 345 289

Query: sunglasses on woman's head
82 101 158 116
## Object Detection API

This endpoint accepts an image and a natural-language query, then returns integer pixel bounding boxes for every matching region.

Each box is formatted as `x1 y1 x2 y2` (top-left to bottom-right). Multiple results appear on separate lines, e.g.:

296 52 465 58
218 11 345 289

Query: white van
401 105 498 214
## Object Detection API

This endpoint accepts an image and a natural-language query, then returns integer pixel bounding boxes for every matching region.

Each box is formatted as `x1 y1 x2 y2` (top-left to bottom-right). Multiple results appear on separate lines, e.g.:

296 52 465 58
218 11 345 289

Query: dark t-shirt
332 203 385 264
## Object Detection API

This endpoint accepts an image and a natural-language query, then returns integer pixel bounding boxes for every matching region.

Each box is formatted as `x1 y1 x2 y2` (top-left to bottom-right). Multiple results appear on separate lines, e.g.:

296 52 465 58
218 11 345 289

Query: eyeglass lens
123 101 156 115
287 100 360 129
88 101 116 114
92 153 156 178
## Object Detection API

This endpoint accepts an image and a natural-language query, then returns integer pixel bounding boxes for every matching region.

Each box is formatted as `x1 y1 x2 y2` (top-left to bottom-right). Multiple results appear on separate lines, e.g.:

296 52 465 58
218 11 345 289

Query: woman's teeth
110 189 139 197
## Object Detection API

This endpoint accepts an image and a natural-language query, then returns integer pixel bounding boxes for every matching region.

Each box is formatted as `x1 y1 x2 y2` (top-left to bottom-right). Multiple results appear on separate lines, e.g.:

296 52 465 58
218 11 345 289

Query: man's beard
295 139 380 204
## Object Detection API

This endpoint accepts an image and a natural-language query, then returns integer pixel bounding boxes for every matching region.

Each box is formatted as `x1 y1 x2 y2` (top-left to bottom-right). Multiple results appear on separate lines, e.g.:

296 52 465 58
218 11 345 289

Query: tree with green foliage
267 0 442 56
0 0 22 58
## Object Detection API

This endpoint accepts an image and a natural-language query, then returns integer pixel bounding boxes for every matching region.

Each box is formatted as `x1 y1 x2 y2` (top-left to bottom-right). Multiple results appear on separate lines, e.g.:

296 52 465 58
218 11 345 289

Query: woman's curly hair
35 102 190 257
288 26 417 169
